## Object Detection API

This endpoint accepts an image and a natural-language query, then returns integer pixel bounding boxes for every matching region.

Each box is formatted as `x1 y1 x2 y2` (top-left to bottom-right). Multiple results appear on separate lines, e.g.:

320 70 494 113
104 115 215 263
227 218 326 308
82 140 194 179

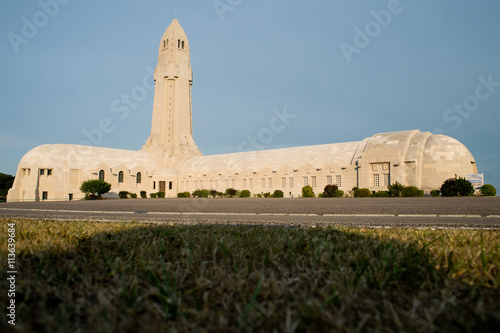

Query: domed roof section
423 134 476 164
18 144 157 171
177 141 361 176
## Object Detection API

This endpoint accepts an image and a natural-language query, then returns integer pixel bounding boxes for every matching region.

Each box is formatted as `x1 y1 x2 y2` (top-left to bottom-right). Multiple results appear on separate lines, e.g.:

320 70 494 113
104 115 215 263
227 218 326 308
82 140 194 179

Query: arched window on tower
118 171 124 183
178 39 181 48
99 170 105 181
181 41 185 49
136 172 142 184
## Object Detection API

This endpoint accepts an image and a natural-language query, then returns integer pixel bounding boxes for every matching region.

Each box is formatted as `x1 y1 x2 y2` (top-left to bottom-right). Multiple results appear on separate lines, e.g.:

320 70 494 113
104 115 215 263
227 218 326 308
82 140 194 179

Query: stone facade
7 19 478 202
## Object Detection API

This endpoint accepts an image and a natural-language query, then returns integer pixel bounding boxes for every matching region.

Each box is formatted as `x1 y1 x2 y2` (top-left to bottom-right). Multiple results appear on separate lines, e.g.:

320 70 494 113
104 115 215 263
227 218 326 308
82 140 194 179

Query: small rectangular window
262 178 266 188
243 179 247 189
249 178 253 189
281 177 286 188
268 178 273 188
42 191 48 200
40 169 44 176
169 182 173 190
311 176 317 187
303 177 309 187
153 181 156 190
336 175 342 187
289 177 294 188
384 174 390 186
373 174 380 187
327 175 332 185
47 169 52 176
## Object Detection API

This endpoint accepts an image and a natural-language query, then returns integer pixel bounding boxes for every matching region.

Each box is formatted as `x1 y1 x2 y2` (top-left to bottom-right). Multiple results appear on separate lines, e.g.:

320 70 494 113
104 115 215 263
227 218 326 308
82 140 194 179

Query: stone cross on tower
143 19 201 165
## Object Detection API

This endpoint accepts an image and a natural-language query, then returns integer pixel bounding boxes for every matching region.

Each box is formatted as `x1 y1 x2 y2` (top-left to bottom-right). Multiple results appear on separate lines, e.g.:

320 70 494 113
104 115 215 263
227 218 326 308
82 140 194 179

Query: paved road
1 197 499 229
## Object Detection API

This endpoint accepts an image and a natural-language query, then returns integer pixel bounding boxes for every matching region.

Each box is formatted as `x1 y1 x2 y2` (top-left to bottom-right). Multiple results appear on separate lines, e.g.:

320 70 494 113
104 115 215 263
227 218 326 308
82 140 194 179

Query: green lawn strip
0 219 499 332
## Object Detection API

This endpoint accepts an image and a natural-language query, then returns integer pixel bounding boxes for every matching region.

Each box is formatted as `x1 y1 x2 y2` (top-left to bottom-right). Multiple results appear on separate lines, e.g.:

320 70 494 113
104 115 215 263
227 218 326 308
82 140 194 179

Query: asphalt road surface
1 197 499 229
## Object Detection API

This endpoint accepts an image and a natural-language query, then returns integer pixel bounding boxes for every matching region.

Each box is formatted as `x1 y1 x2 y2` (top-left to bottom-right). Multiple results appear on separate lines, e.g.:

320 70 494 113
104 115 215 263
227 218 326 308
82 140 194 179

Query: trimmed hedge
354 188 371 197
273 190 284 198
402 186 424 197
140 191 147 198
480 184 496 196
119 191 129 199
302 186 315 198
430 190 440 197
177 192 191 198
373 191 390 197
240 190 251 198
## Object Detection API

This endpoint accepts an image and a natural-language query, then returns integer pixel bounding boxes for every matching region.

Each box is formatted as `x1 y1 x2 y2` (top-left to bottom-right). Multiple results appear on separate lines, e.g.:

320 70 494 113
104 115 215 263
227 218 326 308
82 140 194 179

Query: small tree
480 184 496 196
225 188 237 197
302 186 315 197
240 190 251 198
272 190 284 198
80 179 111 199
388 182 404 197
441 176 474 197
322 185 338 198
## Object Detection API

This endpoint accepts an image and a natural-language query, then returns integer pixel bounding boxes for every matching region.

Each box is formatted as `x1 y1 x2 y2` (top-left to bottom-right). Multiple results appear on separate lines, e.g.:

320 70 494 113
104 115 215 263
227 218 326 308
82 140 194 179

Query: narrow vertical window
281 177 286 188
136 172 141 184
268 178 273 188
153 181 156 190
289 177 294 188
118 171 124 183
249 178 253 189
303 177 309 187
47 169 52 176
42 191 48 200
384 174 390 186
262 178 266 188
99 170 105 180
327 175 332 185
169 182 173 190
243 179 247 189
182 40 185 49
178 39 180 48
311 176 317 187
40 169 44 176
373 174 380 187
336 175 342 187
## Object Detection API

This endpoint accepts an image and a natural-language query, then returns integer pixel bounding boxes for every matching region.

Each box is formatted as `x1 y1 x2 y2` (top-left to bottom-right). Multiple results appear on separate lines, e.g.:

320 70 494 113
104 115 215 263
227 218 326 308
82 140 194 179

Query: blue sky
1 0 499 189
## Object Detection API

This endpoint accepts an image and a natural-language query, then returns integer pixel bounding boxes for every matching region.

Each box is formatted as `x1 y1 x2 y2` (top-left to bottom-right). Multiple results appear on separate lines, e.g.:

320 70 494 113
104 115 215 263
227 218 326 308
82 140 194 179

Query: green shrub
430 190 440 197
177 192 191 198
140 191 147 198
210 190 218 198
79 179 112 199
129 193 138 199
334 190 344 197
388 182 404 197
119 191 129 199
263 192 271 198
354 188 371 197
322 185 338 198
157 191 166 198
373 191 390 197
192 189 209 198
480 184 496 196
272 190 284 198
240 190 251 198
441 177 474 197
402 186 424 197
150 193 157 198
257 193 262 198
225 188 237 197
302 185 315 198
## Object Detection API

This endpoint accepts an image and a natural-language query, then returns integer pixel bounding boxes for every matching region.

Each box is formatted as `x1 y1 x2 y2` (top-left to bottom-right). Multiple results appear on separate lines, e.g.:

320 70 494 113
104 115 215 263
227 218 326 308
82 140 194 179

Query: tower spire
143 19 201 164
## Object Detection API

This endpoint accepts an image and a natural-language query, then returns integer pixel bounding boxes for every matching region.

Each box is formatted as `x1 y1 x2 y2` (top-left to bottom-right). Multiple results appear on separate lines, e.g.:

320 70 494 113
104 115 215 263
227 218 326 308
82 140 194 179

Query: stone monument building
7 19 478 201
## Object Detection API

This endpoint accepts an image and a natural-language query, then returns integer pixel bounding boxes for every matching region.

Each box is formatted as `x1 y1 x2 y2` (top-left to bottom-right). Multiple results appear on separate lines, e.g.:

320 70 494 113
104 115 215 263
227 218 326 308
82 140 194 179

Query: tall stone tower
143 19 201 166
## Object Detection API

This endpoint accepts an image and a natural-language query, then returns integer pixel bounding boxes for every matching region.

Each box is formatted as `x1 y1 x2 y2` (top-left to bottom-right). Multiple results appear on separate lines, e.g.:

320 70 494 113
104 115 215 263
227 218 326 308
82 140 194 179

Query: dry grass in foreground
0 219 499 332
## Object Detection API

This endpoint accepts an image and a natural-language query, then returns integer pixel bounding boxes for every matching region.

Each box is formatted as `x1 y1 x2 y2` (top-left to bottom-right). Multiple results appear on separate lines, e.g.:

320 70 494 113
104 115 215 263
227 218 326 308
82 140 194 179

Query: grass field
1 219 499 332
